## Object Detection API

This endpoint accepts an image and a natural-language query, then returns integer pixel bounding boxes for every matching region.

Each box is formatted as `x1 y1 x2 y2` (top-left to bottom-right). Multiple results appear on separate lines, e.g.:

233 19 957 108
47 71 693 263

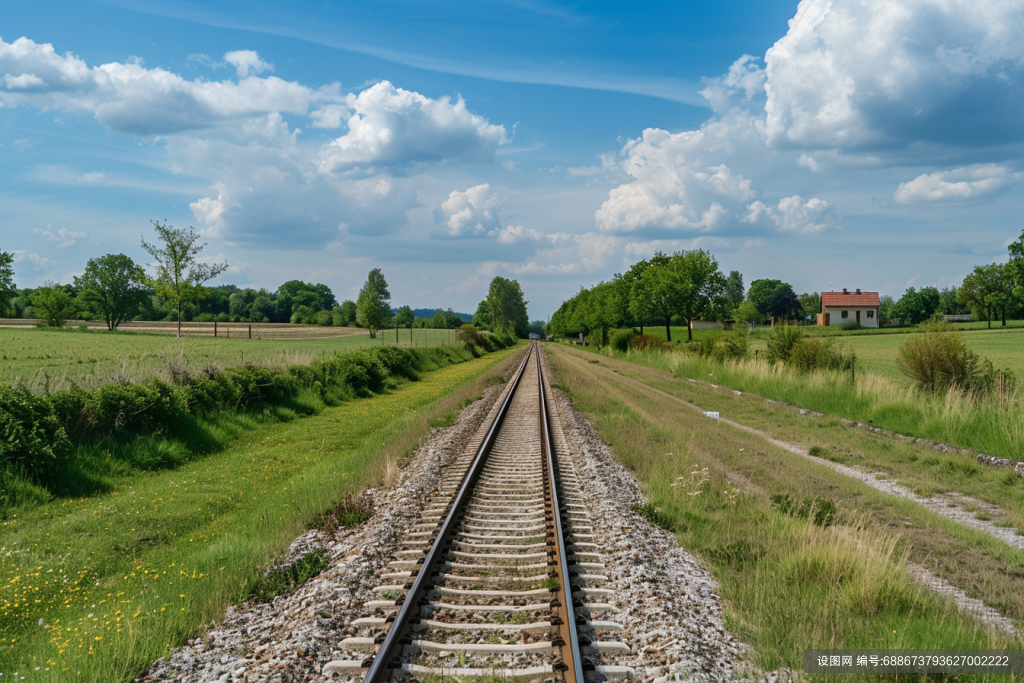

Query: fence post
249 324 252 340
214 321 217 338
1000 371 1006 407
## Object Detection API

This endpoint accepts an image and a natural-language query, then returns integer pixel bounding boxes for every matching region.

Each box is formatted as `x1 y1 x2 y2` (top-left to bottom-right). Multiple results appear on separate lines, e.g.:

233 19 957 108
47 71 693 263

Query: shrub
688 331 748 362
457 324 482 350
764 325 803 364
631 334 667 351
315 310 333 327
840 321 862 331
897 319 1014 395
611 329 637 353
788 338 854 372
0 386 71 480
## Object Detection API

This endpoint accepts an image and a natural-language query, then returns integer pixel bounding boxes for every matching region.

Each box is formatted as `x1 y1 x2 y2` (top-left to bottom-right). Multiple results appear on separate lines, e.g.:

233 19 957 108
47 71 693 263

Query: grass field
0 326 468 392
0 345 523 681
545 344 1023 677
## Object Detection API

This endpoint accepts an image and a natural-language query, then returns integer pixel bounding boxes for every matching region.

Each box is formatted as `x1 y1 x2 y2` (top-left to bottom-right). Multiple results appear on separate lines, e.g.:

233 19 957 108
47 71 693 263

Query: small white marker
705 411 720 419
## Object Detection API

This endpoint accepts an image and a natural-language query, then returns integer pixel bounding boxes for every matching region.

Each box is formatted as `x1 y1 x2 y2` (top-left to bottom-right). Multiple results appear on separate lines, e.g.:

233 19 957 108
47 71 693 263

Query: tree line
547 230 1024 342
0 221 532 339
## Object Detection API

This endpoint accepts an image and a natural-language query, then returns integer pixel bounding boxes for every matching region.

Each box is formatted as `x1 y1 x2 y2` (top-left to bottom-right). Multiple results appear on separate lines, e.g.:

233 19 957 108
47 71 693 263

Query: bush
611 329 637 353
764 325 803 364
0 386 71 480
788 338 854 372
631 334 667 351
688 332 748 362
840 321 862 331
457 324 482 351
897 319 1014 395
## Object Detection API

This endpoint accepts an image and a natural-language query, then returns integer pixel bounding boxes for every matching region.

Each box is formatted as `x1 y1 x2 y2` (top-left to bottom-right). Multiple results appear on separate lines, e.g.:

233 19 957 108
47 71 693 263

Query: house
818 289 880 327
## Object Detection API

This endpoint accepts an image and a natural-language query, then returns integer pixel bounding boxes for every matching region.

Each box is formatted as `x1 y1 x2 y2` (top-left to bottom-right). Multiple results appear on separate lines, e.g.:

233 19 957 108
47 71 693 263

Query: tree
485 276 529 337
734 301 761 325
338 300 358 326
395 305 415 329
958 264 1010 328
430 309 447 328
356 268 391 337
31 282 76 328
879 295 896 320
632 254 677 341
472 299 492 329
73 254 149 330
747 279 787 316
669 250 728 342
895 286 941 325
0 249 14 318
724 270 744 306
764 284 803 321
798 292 821 321
141 220 228 338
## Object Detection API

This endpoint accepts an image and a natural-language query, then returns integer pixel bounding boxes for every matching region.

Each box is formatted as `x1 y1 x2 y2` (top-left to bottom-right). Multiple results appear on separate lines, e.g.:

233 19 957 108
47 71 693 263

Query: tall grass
603 345 1024 460
545 347 1017 676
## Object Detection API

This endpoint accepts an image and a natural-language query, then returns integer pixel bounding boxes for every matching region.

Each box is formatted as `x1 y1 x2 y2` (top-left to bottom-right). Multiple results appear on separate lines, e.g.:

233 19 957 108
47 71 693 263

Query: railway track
328 343 632 681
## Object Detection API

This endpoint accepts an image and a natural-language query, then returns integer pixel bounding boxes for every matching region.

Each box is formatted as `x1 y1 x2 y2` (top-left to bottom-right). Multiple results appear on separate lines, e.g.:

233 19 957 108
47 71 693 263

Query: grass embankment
0 326 470 392
573 338 1024 462
545 345 1024 678
0 345 524 681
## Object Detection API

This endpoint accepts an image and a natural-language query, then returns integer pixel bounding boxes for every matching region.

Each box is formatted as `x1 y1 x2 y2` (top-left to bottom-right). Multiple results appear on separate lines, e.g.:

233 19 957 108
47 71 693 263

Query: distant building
818 289 880 327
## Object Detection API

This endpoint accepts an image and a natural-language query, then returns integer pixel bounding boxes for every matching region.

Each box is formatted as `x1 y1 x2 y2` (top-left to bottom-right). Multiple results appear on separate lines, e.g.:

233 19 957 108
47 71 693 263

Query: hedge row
0 345 481 483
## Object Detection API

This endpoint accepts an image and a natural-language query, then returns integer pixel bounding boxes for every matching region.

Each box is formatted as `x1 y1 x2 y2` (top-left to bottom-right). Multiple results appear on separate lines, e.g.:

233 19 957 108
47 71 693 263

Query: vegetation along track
326 343 631 681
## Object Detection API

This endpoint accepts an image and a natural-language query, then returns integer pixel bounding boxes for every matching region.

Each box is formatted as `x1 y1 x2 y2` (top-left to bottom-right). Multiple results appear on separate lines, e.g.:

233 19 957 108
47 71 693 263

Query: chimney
856 288 861 294
843 288 848 294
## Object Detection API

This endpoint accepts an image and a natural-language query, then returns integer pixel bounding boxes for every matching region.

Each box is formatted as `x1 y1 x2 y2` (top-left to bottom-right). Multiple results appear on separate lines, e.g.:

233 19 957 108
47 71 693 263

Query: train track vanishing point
325 343 632 681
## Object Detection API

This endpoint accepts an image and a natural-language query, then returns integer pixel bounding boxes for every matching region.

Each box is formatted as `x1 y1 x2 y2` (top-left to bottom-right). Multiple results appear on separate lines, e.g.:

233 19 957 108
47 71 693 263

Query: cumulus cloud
0 37 339 134
33 226 85 247
433 184 502 237
594 127 758 234
893 164 1024 203
318 81 508 173
223 50 272 78
763 0 1024 149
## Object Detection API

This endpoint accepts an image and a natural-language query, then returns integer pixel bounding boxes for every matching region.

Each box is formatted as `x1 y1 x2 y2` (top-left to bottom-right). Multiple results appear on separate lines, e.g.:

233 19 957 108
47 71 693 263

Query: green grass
574 337 1024 462
546 345 1023 679
0 326 469 392
0 346 521 681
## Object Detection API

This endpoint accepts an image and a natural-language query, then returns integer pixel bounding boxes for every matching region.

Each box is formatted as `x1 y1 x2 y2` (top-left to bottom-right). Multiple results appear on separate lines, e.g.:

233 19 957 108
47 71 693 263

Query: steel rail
362 344 535 683
537 344 585 683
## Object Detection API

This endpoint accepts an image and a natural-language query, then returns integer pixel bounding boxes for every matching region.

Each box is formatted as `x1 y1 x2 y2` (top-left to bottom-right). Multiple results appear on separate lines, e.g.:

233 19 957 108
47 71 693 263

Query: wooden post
852 358 855 385
248 325 252 340
1000 371 1006 407
214 320 218 337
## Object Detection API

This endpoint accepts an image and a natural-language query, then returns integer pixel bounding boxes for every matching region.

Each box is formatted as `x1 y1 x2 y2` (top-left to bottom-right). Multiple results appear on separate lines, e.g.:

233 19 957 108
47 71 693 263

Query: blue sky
2 0 1023 318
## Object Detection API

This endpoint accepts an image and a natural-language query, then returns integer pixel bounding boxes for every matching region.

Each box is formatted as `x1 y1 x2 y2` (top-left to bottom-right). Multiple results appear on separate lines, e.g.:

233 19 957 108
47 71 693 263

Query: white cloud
594 127 758 234
318 81 507 173
493 225 547 245
33 226 85 247
763 0 1024 149
224 50 272 78
433 184 502 237
773 196 838 233
0 37 339 134
12 250 56 270
893 164 1024 203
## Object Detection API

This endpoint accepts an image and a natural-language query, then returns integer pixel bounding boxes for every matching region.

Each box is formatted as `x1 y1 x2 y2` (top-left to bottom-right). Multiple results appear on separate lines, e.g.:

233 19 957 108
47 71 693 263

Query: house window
867 310 875 319
841 310 848 319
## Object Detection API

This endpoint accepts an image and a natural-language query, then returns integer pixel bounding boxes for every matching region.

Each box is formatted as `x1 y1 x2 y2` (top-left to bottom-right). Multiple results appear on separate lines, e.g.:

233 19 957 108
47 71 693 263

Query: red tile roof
821 291 880 308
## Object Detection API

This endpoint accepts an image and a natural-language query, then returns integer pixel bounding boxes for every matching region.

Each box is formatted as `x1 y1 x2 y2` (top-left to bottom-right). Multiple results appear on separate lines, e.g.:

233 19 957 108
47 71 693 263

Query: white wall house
818 289 880 327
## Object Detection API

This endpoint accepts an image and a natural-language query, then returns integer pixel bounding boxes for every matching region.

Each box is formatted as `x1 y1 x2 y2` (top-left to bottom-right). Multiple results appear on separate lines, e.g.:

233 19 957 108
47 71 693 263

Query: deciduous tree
485 276 529 337
74 253 149 330
141 220 228 338
31 282 76 328
0 249 14 318
356 268 391 338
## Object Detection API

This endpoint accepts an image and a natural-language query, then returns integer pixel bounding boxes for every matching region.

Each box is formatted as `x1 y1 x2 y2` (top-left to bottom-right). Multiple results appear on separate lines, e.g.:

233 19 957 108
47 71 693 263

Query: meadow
545 345 1023 678
0 345 522 681
0 326 468 393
